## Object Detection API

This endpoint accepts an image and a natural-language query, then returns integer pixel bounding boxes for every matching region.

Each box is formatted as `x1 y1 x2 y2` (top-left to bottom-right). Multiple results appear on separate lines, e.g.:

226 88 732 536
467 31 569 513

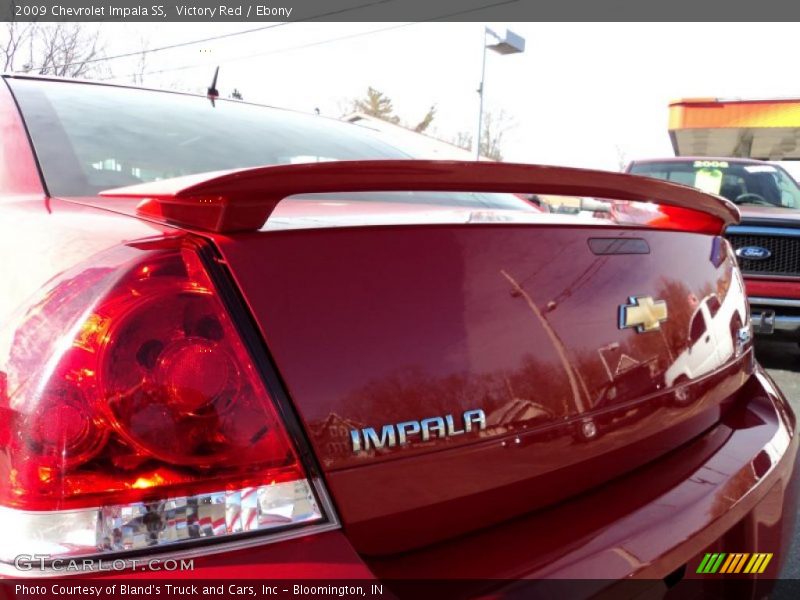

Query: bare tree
2 22 107 78
34 24 104 78
452 131 473 151
2 22 34 71
614 145 629 171
453 109 515 161
130 33 149 86
479 109 514 161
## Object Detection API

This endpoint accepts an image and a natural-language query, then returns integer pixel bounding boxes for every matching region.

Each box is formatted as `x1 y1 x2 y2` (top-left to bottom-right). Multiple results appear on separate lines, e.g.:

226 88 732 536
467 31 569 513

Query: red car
628 157 800 341
0 76 797 595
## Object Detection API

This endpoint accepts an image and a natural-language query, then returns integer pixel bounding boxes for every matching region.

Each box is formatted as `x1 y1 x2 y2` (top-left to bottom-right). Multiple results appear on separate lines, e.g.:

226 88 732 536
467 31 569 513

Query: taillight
610 201 724 235
0 238 330 566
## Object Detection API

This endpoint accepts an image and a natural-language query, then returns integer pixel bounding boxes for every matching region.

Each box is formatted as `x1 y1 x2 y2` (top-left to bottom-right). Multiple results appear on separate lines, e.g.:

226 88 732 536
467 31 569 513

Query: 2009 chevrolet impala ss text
0 75 796 595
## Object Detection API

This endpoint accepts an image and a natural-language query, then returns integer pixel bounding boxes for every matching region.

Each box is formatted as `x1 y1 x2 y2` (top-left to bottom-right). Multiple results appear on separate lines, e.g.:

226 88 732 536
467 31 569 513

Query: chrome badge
619 296 668 333
735 246 772 261
351 409 486 453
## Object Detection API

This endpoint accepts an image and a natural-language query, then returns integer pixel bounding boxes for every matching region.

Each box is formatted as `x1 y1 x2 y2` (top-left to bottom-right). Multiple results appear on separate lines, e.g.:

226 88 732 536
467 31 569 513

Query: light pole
474 27 525 160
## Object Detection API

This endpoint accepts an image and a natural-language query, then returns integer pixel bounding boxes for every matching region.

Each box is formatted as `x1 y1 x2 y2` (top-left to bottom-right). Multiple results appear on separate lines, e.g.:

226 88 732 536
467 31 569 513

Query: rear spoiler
99 160 740 233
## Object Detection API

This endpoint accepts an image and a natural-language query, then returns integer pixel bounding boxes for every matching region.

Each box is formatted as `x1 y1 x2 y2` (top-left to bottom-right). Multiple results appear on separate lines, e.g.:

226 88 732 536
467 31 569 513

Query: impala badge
619 296 668 333
351 409 486 453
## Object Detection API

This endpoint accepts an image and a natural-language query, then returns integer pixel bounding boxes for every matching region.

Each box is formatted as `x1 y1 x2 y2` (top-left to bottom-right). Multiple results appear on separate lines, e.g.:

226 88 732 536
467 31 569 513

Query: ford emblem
735 246 772 261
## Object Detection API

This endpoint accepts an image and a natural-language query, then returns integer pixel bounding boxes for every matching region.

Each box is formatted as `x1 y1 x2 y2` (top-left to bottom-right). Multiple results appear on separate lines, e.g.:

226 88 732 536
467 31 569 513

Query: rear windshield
628 159 800 209
8 78 531 211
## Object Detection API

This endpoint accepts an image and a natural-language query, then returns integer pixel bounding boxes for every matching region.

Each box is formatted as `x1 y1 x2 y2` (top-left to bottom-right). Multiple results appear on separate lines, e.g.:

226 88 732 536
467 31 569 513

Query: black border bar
3 0 800 22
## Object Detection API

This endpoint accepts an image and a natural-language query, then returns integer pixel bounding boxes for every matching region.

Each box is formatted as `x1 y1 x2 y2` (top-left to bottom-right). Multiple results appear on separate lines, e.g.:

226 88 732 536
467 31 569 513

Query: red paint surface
745 277 800 300
0 79 42 196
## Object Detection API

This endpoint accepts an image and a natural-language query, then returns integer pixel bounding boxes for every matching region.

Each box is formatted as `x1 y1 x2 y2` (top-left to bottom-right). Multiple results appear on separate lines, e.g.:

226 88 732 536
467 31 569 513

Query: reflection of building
311 413 365 464
595 358 659 408
485 398 552 435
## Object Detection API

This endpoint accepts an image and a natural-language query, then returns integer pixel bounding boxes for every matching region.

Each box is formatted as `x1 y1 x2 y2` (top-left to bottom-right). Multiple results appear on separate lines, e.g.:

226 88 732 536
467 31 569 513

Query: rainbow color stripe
696 553 773 574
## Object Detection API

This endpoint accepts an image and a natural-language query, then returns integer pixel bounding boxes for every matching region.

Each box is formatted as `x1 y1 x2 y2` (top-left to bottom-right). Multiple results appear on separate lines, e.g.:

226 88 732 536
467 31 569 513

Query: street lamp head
486 29 526 55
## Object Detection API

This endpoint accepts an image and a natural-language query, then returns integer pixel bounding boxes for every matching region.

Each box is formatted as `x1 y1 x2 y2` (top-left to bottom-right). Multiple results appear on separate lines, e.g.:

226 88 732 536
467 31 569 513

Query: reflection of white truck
665 276 747 387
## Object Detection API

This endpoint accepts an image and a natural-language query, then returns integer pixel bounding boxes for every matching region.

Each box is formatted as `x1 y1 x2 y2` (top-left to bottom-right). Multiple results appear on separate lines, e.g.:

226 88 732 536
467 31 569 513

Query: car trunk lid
97 162 750 555
213 221 750 554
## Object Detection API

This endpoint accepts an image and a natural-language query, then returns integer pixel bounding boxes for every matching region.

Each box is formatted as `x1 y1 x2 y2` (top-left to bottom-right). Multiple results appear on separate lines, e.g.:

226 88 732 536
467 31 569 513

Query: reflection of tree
337 354 574 432
501 269 587 416
505 355 573 417
331 273 736 443
527 272 735 409
317 357 571 460
316 255 739 461
653 277 699 352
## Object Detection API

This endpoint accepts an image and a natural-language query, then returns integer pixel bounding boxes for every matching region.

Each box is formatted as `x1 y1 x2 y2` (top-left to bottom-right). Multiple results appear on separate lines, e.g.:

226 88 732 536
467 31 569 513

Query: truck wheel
673 375 694 406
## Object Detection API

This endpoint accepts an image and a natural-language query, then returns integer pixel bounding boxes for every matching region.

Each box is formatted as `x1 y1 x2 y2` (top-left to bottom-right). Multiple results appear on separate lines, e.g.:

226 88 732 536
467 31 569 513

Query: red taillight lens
0 239 328 564
610 201 725 235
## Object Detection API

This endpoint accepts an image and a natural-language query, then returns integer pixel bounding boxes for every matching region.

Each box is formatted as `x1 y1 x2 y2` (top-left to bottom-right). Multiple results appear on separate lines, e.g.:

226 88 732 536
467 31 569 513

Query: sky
73 22 800 174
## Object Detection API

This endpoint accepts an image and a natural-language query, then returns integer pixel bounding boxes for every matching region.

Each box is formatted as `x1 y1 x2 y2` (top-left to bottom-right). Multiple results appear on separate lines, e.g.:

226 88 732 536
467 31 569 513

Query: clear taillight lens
0 238 328 565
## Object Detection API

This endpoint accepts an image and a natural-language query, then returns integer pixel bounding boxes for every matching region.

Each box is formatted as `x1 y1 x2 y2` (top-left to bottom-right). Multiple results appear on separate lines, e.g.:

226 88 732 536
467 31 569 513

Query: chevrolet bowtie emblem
619 296 668 333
